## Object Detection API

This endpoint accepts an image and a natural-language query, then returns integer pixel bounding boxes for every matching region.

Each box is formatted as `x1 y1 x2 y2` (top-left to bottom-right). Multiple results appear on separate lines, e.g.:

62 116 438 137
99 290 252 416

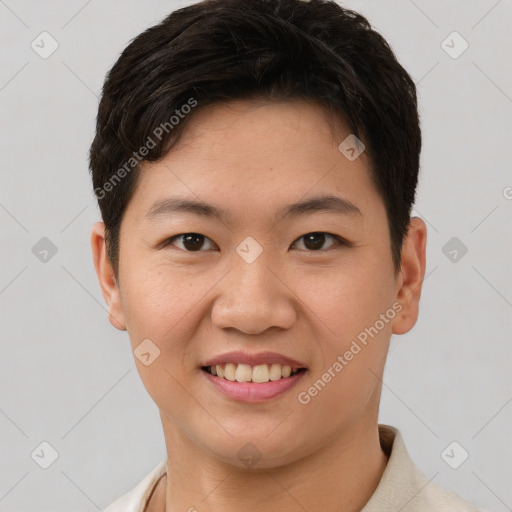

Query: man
89 1 480 510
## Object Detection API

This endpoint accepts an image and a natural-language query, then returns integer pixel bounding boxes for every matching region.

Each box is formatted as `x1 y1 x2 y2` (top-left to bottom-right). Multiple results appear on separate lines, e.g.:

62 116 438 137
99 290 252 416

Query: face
92 99 426 468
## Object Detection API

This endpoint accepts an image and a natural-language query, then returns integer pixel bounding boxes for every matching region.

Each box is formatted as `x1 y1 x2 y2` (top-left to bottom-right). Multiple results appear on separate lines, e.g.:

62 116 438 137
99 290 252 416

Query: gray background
1 0 511 510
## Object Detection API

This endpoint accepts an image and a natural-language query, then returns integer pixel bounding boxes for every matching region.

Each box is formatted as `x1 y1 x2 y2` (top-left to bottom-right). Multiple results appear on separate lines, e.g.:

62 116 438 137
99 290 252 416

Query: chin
196 427 311 470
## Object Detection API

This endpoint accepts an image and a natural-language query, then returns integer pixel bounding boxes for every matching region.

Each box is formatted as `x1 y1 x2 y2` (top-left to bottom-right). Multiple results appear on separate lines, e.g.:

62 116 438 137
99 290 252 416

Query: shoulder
363 426 482 512
416 481 482 511
103 459 167 512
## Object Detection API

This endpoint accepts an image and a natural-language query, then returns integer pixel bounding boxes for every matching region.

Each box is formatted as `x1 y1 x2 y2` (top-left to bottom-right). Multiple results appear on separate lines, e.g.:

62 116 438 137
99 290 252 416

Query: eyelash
162 232 349 252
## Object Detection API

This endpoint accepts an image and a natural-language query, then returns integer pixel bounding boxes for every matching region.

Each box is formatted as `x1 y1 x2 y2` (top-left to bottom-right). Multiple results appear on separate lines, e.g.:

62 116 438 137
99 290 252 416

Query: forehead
171 98 348 162
126 99 381 225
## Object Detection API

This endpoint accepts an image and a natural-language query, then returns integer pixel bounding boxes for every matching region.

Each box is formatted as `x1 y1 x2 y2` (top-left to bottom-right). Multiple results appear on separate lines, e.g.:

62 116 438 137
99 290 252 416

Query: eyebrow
145 194 362 223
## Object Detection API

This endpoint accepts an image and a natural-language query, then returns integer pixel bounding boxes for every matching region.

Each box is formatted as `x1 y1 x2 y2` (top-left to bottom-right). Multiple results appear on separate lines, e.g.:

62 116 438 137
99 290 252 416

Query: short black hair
89 0 421 279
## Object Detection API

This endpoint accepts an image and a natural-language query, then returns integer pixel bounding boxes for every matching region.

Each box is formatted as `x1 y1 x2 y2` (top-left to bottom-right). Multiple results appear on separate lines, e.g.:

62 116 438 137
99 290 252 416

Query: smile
202 363 306 383
201 364 308 403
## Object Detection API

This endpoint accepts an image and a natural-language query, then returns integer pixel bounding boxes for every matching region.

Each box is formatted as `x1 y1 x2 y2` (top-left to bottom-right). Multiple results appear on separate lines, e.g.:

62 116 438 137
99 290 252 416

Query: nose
211 252 297 335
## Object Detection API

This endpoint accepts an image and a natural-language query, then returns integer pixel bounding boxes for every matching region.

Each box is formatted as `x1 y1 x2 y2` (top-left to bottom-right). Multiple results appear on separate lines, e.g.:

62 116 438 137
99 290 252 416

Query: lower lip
201 369 307 403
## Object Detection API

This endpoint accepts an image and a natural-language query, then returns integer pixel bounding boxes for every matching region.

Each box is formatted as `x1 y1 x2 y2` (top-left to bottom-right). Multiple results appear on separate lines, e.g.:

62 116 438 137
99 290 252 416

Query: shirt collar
362 424 433 511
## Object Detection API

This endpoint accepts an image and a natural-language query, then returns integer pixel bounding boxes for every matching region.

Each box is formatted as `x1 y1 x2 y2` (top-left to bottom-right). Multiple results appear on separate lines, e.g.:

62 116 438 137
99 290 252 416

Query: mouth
201 363 307 383
201 362 308 403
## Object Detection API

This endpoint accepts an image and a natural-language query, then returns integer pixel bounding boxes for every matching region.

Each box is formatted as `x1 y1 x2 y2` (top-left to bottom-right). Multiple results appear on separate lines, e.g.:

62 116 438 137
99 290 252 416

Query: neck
157 417 388 512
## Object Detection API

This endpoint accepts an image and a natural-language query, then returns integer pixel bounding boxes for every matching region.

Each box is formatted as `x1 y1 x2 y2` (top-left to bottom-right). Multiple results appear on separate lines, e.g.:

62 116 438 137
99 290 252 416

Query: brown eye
165 233 216 251
291 232 344 251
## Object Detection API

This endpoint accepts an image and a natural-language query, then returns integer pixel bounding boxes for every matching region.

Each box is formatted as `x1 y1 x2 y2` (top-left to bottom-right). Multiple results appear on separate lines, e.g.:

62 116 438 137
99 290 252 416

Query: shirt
103 425 481 511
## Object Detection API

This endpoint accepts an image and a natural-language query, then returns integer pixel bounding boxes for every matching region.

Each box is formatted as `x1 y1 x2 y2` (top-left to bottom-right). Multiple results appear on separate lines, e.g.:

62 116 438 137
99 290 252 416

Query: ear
391 217 427 335
90 222 127 331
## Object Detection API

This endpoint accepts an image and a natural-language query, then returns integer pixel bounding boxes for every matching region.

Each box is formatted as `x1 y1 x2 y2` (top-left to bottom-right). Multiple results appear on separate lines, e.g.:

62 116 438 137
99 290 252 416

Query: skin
91 99 427 512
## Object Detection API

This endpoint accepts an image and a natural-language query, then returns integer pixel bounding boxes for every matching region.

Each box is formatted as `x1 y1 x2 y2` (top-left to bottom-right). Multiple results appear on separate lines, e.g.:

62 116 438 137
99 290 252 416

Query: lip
202 350 306 369
201 367 308 403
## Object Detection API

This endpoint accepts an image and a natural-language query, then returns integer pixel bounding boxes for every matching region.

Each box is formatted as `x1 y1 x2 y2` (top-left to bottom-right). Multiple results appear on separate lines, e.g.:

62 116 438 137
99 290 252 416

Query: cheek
122 258 193 315
294 270 392 431
298 259 394 394
119 260 207 355
118 262 208 411
299 258 394 341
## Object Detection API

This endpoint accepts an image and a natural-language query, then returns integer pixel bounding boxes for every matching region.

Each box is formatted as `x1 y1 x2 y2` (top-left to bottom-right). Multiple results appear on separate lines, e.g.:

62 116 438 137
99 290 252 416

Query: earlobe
90 222 127 331
391 217 427 335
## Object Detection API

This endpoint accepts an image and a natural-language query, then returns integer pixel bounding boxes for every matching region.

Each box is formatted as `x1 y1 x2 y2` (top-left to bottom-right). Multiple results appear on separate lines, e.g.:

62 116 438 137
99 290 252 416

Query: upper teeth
208 363 300 383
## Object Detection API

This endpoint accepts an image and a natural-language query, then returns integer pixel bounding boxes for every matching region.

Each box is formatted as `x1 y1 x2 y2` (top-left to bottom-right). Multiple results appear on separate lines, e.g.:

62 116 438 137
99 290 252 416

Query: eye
163 233 217 252
162 232 347 252
291 232 346 251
